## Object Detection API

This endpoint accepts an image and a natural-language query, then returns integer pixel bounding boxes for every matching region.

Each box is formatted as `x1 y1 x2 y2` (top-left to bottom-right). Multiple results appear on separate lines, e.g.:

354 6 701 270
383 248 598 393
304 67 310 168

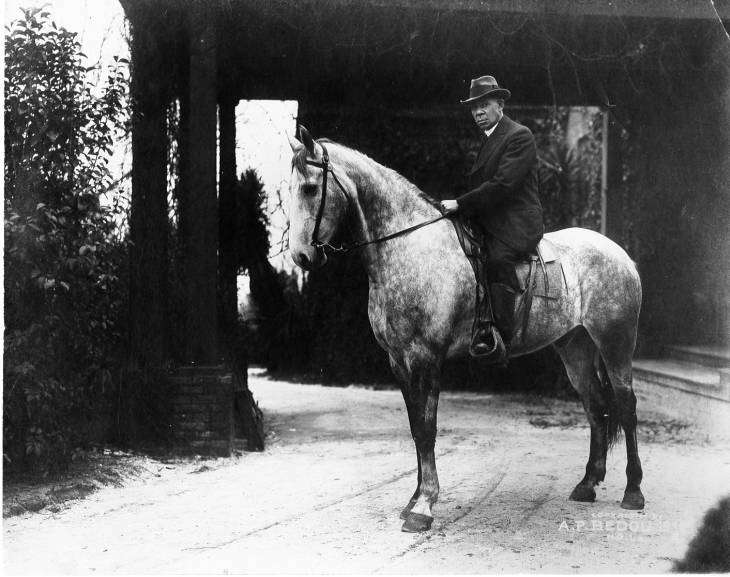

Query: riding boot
490 282 518 351
469 284 507 365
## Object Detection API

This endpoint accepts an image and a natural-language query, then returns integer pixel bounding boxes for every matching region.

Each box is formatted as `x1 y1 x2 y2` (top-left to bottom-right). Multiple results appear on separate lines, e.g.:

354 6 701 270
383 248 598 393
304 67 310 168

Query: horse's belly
366 228 639 367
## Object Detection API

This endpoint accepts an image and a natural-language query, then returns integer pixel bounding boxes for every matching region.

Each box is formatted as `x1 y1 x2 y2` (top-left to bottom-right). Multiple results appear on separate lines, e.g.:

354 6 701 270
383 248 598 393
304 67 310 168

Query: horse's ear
299 125 315 155
287 129 303 153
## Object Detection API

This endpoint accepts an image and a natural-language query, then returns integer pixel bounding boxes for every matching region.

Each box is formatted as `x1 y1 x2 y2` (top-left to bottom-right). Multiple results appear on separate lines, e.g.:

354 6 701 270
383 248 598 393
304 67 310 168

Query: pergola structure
120 0 730 372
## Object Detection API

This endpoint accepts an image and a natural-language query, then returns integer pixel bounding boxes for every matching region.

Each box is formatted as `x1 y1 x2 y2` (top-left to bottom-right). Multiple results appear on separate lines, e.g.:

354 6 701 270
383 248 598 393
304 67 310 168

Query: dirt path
4 371 730 574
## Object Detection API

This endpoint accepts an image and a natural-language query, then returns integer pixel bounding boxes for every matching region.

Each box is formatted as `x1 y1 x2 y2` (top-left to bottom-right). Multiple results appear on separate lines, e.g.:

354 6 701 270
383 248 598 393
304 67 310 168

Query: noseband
304 142 447 254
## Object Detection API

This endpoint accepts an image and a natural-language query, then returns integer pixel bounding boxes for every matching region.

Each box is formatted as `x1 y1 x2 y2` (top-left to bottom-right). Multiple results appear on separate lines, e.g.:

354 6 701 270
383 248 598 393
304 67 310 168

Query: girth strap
518 257 536 342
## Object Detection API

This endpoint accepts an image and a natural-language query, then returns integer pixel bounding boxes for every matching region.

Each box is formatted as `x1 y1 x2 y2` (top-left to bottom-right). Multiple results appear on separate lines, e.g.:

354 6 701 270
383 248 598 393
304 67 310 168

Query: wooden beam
128 16 169 369
184 1 218 365
312 0 730 20
125 0 730 20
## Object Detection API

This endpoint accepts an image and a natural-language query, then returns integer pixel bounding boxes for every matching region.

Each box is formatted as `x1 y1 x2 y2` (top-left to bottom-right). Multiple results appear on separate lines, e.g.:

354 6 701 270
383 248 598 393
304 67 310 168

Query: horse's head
288 126 350 270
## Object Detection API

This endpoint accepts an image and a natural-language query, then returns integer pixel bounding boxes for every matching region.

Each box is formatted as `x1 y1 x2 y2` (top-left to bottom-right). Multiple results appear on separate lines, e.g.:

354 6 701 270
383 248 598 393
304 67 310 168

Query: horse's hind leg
603 357 644 510
588 325 645 510
555 327 611 503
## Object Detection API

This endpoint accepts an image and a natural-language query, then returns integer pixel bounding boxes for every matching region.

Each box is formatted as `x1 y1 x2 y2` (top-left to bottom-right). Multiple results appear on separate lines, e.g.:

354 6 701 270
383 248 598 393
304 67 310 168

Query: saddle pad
536 237 559 263
515 259 564 300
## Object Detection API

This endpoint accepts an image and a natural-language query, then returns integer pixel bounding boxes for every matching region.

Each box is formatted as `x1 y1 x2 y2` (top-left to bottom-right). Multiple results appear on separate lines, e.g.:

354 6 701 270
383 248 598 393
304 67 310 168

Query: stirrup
469 323 508 365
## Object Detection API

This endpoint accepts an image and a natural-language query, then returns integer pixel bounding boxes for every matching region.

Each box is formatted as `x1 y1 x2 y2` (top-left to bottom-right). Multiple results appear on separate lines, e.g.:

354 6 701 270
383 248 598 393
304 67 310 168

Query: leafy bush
4 7 129 472
532 110 602 233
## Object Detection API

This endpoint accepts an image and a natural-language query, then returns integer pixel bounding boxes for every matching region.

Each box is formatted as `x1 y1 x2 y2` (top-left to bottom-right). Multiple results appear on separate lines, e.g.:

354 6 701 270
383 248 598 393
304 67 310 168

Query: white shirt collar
483 114 503 137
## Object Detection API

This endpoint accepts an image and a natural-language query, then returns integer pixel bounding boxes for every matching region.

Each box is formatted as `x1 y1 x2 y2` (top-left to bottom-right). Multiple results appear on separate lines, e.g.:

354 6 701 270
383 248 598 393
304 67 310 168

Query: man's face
471 98 503 131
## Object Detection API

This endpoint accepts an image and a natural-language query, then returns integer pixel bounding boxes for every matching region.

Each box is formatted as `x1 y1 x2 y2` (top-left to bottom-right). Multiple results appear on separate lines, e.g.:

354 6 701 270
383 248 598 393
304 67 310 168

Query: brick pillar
168 367 235 456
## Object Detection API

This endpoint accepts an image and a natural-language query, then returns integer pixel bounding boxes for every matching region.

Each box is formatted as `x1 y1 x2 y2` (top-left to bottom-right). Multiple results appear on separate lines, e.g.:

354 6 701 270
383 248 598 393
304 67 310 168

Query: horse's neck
340 149 439 243
335 150 436 274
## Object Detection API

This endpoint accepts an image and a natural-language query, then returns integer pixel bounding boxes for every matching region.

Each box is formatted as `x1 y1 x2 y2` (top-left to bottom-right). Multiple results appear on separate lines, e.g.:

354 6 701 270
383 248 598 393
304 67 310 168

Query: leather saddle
516 237 564 300
451 217 566 353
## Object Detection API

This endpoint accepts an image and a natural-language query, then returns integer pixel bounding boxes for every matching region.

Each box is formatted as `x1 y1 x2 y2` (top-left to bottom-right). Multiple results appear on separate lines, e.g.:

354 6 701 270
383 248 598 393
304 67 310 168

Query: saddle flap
514 237 563 299
515 259 564 299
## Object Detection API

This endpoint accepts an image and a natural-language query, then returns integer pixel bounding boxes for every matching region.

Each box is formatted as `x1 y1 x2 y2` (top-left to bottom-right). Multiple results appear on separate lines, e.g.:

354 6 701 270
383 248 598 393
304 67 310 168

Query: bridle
305 143 351 253
304 142 448 254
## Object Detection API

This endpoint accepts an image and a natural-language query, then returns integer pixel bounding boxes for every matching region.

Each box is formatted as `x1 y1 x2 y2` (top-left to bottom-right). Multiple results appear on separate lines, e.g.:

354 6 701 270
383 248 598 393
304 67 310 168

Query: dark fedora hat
460 75 511 104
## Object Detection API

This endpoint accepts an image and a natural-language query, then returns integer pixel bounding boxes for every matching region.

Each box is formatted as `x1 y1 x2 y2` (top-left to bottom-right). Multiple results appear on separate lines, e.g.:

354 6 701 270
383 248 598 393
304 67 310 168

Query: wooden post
128 20 168 368
184 2 218 365
218 98 239 362
600 110 607 236
603 111 624 244
174 59 191 364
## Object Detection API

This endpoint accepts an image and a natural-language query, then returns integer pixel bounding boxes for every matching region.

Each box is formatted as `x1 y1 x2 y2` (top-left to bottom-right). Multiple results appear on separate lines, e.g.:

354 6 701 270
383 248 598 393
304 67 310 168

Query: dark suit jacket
457 115 543 254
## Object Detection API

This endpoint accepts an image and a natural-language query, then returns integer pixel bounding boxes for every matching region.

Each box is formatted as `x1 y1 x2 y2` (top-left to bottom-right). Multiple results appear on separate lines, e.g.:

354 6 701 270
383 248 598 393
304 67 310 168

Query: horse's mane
292 139 441 209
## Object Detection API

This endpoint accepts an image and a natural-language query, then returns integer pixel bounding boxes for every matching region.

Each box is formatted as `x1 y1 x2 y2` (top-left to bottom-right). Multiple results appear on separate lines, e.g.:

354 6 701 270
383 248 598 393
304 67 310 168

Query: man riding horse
441 75 544 364
288 114 644 532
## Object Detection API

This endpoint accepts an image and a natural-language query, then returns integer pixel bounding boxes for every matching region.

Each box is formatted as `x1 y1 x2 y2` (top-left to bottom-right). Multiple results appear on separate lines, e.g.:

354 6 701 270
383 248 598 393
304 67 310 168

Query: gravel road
4 370 730 574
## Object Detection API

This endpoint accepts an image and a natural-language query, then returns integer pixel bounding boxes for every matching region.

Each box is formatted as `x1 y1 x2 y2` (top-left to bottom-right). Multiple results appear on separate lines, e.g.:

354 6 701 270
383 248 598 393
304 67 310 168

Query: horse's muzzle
292 248 327 270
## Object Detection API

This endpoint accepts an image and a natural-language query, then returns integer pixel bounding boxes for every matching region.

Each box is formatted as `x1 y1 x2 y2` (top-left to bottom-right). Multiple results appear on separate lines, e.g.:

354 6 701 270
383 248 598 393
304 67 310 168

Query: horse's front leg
390 357 422 520
399 449 422 521
393 353 442 533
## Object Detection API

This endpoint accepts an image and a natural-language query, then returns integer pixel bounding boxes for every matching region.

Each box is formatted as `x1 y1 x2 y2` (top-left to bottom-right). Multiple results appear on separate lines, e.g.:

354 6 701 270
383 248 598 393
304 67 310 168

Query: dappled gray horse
288 128 644 533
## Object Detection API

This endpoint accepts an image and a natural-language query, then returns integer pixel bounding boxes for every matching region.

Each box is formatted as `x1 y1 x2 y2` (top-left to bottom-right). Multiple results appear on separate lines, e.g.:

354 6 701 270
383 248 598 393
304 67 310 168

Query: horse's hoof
621 489 645 510
401 512 433 533
569 484 596 502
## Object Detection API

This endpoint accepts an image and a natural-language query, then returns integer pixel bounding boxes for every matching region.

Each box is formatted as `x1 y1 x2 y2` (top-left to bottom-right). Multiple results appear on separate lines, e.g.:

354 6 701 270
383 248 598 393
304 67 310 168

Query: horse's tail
597 353 622 449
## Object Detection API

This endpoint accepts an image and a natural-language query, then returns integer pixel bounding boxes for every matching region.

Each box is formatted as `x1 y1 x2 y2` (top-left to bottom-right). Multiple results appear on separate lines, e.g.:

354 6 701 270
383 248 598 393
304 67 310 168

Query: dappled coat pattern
288 129 643 533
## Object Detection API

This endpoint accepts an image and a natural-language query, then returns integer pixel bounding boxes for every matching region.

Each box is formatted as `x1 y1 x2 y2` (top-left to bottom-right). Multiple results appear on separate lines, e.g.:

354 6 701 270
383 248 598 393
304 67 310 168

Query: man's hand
440 199 459 215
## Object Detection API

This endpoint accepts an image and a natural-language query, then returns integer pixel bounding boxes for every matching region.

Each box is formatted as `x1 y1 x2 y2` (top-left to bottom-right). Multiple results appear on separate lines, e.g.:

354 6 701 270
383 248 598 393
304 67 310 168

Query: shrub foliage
4 7 129 471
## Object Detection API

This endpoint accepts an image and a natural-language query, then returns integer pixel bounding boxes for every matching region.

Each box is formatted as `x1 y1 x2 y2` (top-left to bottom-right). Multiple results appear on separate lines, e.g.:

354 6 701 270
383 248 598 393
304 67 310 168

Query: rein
306 143 447 254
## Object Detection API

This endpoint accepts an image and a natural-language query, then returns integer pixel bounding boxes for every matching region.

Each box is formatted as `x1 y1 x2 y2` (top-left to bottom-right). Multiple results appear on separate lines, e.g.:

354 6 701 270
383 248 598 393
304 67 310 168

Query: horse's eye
302 184 318 196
